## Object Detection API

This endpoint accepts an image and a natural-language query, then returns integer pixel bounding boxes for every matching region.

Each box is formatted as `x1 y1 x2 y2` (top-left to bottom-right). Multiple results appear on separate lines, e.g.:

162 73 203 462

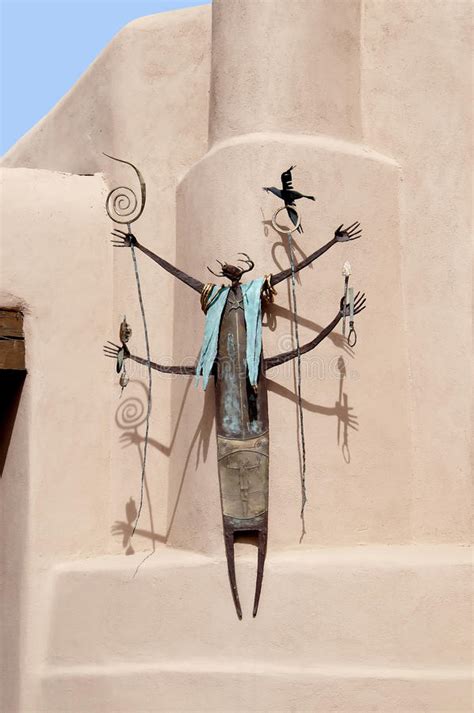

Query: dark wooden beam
0 310 25 371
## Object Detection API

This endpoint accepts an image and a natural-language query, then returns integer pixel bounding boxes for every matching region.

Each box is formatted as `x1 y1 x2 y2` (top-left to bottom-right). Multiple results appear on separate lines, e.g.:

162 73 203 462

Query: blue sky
0 0 210 155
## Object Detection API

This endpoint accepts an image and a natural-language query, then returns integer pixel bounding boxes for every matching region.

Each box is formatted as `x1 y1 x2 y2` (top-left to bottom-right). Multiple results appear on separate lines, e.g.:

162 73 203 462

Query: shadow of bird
263 165 315 233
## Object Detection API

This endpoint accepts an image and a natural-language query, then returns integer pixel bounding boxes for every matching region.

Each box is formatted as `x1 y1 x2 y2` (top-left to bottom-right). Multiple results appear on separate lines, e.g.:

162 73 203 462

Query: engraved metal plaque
217 433 269 519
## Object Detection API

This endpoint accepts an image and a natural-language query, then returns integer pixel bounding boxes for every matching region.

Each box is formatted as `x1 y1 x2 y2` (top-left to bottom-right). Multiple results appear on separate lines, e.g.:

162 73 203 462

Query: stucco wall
362 0 472 542
3 5 213 555
1 2 471 712
0 169 113 709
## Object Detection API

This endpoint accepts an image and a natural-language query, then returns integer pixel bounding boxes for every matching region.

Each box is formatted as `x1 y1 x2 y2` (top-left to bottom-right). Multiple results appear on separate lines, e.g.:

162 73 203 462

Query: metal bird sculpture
263 165 315 233
105 227 365 619
104 157 366 620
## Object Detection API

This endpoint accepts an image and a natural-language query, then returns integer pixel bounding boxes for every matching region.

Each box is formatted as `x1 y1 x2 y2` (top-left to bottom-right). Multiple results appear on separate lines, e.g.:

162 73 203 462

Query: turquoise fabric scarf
195 277 265 390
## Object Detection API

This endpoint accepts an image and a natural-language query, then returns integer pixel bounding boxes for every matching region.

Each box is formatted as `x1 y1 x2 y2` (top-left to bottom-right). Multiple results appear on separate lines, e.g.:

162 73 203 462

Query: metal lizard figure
104 222 365 619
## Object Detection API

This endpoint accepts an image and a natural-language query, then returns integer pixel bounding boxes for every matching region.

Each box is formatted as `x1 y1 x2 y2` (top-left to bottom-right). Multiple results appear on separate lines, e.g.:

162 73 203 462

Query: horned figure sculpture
103 157 365 619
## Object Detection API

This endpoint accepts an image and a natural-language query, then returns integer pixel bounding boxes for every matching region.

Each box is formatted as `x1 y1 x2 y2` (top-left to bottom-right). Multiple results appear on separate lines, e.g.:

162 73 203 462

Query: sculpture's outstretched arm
264 292 366 370
129 353 196 375
270 222 361 287
103 342 196 375
111 230 204 294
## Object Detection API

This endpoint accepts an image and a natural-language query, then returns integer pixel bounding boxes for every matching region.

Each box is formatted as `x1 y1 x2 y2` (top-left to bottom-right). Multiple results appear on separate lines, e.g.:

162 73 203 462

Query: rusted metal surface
111 228 205 294
104 160 366 618
105 242 366 618
265 292 366 370
270 222 361 287
217 432 269 519
224 515 268 620
208 253 254 280
104 343 196 375
215 285 269 439
213 281 270 618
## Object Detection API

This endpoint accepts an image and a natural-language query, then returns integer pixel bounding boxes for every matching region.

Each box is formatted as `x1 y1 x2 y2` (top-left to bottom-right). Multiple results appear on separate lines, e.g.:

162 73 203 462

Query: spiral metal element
103 153 146 225
106 186 138 222
103 152 151 541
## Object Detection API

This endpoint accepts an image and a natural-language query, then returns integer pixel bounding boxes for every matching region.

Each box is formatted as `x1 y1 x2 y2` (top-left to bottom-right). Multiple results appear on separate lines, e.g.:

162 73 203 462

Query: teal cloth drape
195 277 265 390
241 277 265 387
195 285 229 390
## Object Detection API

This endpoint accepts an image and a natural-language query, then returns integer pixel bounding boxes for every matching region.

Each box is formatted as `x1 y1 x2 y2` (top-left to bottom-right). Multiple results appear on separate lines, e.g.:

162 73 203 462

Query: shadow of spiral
115 397 147 430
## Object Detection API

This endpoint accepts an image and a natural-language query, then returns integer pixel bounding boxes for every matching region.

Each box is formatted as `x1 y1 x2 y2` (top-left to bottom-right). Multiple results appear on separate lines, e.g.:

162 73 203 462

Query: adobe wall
1 2 471 712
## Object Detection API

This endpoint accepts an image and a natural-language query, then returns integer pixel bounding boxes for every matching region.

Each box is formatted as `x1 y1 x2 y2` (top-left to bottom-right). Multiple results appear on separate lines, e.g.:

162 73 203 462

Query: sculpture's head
208 253 255 284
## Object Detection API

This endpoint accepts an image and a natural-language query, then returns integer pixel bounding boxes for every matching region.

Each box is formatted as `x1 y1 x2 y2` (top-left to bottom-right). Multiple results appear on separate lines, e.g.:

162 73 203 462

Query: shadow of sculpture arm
270 222 361 287
111 230 204 293
264 313 341 370
103 342 196 375
264 291 366 370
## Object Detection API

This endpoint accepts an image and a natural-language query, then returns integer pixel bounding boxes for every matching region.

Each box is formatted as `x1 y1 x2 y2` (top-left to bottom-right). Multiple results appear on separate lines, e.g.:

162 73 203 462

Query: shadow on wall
267 356 357 465
266 215 313 288
263 218 359 459
111 215 359 552
112 379 215 554
0 371 26 476
111 353 358 553
263 301 355 356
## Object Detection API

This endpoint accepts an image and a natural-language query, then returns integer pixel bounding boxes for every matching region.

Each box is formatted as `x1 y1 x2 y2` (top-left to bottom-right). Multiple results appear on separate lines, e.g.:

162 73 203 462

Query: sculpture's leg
214 296 270 617
217 430 269 619
253 523 268 618
223 522 243 620
222 515 268 621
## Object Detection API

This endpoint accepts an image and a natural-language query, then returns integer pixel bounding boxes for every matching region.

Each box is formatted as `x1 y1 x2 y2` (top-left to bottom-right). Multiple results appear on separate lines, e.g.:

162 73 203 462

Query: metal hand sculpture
105 217 365 619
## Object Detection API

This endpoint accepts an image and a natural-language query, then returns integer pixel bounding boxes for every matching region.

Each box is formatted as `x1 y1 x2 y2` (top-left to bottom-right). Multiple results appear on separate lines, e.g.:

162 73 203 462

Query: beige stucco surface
1 2 472 712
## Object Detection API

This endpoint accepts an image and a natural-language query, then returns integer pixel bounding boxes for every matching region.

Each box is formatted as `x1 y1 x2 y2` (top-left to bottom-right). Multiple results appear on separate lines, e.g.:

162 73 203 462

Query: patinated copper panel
217 433 269 519
103 158 366 619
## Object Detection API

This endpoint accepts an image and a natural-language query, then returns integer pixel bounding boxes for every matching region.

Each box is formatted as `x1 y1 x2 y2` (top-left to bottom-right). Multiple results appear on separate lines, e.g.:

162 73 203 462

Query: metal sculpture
103 158 366 619
103 153 152 537
263 165 316 233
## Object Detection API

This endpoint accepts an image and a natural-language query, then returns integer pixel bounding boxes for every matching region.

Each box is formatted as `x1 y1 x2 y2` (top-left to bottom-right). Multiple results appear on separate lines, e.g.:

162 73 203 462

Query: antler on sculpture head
207 254 255 284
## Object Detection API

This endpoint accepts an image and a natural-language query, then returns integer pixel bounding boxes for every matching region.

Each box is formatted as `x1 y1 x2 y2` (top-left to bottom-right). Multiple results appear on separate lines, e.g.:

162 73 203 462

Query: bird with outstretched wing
263 165 315 233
